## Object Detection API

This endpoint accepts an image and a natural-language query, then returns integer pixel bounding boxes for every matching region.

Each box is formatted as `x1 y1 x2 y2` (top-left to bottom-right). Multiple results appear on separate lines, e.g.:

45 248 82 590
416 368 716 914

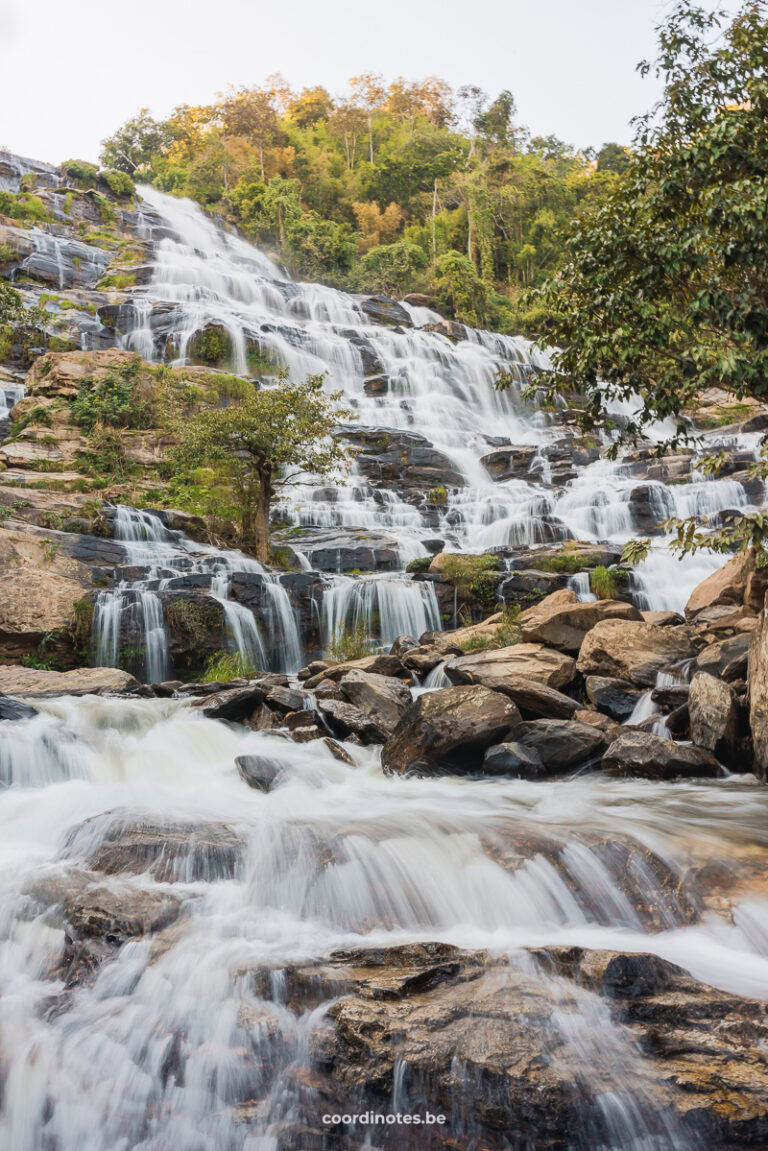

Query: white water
0 696 767 1148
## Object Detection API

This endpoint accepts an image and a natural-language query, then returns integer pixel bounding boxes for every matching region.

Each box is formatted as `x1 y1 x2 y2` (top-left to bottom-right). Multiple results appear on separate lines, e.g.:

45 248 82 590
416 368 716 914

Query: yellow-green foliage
327 621 372 662
438 553 501 603
202 650 258 681
589 565 617 599
461 606 521 652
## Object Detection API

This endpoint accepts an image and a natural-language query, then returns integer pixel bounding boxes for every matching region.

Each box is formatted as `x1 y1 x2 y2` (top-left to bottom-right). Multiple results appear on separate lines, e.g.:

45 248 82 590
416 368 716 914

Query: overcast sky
0 0 743 165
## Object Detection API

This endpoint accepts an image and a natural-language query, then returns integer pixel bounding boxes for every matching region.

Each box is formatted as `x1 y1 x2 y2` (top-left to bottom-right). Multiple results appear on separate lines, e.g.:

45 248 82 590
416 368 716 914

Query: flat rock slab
0 665 138 696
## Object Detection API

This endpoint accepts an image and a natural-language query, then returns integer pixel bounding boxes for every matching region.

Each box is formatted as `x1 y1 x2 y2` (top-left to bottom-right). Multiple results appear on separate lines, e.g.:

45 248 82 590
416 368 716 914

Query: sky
0 0 744 165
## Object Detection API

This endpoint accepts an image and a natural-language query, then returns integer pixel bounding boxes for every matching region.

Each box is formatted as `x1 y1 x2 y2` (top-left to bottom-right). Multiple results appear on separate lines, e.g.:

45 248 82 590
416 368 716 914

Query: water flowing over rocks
3 153 768 1148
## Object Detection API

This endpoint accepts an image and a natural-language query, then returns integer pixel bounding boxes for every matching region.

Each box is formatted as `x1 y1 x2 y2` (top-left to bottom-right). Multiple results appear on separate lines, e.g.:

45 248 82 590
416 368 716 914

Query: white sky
0 0 742 165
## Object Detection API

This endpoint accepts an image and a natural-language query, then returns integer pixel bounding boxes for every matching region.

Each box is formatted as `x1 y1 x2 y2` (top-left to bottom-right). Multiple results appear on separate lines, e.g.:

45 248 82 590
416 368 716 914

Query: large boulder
697 632 751 680
519 593 642 653
602 730 721 780
302 653 405 688
748 603 768 781
381 685 520 775
482 741 546 778
317 698 388 744
339 669 412 736
443 643 577 691
191 685 266 722
688 672 739 769
511 719 606 772
445 660 578 718
0 665 138 696
577 621 698 687
685 556 749 622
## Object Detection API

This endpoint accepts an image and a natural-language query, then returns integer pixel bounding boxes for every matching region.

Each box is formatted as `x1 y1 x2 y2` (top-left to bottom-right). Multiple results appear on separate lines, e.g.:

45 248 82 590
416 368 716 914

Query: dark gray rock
585 676 644 722
482 741 546 778
511 719 606 771
602 730 722 780
235 755 283 792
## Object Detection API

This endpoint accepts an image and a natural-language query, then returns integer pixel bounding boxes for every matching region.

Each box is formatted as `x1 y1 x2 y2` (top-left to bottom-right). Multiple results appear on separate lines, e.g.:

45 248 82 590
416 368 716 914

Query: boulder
303 653 405 689
191 685 265 722
697 632 751 680
389 634 420 657
445 662 577 718
585 676 644 721
401 645 451 674
0 693 38 721
519 594 642 653
381 685 520 775
0 665 138 697
317 698 388 744
685 556 749 621
339 669 412 736
572 708 624 742
235 755 283 792
748 604 768 781
577 621 698 687
482 741 546 779
443 643 577 691
511 719 606 772
602 730 721 780
688 673 739 768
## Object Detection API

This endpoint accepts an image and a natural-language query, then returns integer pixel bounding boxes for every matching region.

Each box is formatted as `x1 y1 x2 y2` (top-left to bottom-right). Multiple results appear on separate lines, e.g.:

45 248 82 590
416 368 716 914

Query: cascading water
0 696 767 1148
110 186 764 619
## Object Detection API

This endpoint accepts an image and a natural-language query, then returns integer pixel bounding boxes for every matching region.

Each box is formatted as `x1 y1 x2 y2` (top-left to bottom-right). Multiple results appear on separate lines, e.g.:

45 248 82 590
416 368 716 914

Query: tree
518 0 768 558
289 87 334 128
596 141 631 173
100 109 172 173
171 376 350 563
221 86 283 180
349 72 386 162
359 241 427 296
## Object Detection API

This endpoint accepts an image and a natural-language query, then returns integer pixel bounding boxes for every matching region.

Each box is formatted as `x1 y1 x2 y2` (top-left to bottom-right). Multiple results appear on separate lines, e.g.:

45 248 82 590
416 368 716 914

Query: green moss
166 599 220 644
406 556 432 575
47 335 78 352
188 325 233 368
98 272 136 290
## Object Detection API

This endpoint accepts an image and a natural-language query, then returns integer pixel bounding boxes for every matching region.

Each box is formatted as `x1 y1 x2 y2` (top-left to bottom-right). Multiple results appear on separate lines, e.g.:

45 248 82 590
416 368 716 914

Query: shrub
61 159 100 187
461 606 521 652
590 565 617 599
406 556 432 575
327 621 372 662
69 357 152 431
202 650 258 682
438 553 501 602
102 169 136 199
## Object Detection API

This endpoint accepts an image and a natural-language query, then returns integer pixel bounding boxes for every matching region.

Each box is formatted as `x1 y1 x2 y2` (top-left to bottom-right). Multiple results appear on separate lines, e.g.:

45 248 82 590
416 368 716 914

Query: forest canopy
99 76 625 333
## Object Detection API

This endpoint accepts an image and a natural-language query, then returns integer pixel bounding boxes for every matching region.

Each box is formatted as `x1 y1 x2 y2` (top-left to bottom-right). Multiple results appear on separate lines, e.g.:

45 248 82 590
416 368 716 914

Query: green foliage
170 374 350 561
428 485 447 506
438 553 501 602
526 2 768 449
102 169 136 198
406 555 432 574
202 650 259 682
0 190 51 222
166 599 220 643
99 109 173 173
61 159 99 187
461 606 521 651
327 621 372 662
11 405 53 434
621 538 653 566
72 598 94 651
187 325 233 368
589 565 617 600
359 241 427 296
69 357 151 432
0 283 47 330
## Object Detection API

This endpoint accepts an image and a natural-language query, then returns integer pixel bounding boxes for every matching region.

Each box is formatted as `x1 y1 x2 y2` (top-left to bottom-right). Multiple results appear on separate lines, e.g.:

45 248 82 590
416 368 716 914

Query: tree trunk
251 490 271 565
258 145 265 182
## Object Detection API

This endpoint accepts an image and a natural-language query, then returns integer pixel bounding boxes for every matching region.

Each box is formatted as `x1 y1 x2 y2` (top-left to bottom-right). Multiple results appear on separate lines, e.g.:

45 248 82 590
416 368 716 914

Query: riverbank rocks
0 665 138 696
381 685 520 775
191 685 267 722
602 730 722 780
577 620 698 686
444 643 577 691
445 661 578 718
338 669 411 736
511 718 606 772
688 672 739 768
317 698 388 744
300 653 405 688
519 592 642 653
685 555 749 622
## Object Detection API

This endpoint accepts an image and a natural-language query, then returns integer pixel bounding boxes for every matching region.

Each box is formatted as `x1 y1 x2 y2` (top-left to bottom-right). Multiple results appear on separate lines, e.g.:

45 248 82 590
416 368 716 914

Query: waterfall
321 575 441 650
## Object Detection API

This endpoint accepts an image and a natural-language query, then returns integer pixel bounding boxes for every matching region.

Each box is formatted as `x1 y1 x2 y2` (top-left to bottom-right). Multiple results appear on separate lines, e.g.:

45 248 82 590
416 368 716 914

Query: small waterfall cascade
110 186 764 614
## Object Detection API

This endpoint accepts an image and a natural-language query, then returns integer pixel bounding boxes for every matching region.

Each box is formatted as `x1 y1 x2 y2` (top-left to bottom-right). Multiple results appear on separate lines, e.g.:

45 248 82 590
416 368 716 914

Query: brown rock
602 730 721 780
442 643 576 691
381 685 520 775
688 672 739 768
339 669 412 735
0 665 138 696
519 594 642 653
685 555 749 621
577 621 698 687
748 604 768 781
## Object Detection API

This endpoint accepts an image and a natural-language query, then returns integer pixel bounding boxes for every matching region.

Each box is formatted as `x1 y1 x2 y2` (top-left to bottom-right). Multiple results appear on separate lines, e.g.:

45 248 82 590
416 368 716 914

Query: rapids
1 696 768 1148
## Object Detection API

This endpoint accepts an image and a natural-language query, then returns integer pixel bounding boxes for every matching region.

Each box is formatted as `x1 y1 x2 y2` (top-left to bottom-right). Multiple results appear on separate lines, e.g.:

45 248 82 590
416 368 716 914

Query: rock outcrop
578 621 698 686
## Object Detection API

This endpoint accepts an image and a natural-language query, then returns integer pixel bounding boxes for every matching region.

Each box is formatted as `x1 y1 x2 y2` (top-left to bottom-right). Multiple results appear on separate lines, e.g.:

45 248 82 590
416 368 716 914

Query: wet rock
577 621 698 687
585 676 644 721
482 741 546 778
443 643 577 691
337 426 465 492
519 595 642 653
235 754 284 791
445 662 578 719
312 680 344 701
381 685 520 775
602 730 722 780
360 294 412 327
317 699 388 744
65 811 245 881
362 374 389 396
304 654 405 689
626 483 675 533
400 645 452 675
650 684 690 710
0 693 37 721
263 685 311 714
480 444 539 482
0 665 138 696
287 526 403 572
572 708 624 742
322 737 355 764
511 719 606 772
190 685 265 722
339 669 412 736
389 634 420 656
